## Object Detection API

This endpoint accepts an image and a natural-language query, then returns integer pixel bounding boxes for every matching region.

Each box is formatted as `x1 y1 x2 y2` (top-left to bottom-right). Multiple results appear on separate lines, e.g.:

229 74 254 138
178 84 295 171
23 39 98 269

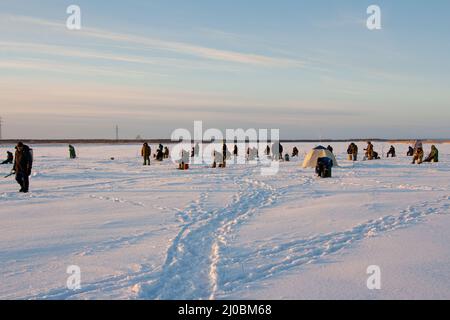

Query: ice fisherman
272 142 283 160
156 148 164 161
69 145 77 159
412 140 424 164
424 145 439 163
163 146 170 159
407 146 414 156
364 141 374 160
141 142 151 165
222 142 228 165
11 142 33 193
347 143 358 161
1 151 13 165
387 145 396 158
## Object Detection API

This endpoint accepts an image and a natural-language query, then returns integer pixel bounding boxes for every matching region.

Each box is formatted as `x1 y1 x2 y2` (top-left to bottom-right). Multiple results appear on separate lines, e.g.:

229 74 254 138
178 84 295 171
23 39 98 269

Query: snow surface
0 142 449 300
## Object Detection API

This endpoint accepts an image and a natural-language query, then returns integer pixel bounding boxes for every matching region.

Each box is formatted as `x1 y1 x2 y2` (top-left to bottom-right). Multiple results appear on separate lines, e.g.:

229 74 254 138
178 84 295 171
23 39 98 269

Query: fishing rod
3 172 14 178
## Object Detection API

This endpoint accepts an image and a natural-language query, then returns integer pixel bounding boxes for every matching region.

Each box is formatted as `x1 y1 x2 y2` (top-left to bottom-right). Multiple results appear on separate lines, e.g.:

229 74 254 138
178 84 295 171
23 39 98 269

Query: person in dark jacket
272 142 283 160
352 143 358 161
222 142 228 165
407 146 414 156
387 145 396 158
265 145 270 156
424 145 439 163
156 148 164 161
12 142 33 193
141 143 151 165
163 146 170 159
233 144 238 157
292 147 299 157
69 145 77 159
327 145 334 153
1 151 13 164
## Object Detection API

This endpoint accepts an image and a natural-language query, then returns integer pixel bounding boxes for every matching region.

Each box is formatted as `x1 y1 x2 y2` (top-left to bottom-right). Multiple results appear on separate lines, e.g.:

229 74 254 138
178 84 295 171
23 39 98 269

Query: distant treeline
0 139 449 145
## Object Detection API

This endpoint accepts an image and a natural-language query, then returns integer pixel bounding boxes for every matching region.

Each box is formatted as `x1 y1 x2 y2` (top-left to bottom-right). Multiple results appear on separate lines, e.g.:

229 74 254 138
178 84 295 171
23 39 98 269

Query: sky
0 0 449 139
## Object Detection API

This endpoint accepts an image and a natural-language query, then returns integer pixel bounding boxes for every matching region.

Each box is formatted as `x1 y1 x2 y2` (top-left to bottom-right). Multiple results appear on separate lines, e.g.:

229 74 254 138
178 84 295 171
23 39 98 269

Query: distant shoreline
1 139 449 145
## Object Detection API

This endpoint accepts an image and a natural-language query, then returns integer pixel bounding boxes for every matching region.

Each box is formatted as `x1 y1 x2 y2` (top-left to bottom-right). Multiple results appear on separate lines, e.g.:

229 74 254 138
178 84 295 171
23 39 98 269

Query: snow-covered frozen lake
1 142 449 300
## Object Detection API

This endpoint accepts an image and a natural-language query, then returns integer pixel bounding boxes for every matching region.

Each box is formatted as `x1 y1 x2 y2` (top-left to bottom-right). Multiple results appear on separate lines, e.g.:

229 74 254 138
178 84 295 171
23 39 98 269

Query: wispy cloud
0 41 248 75
1 14 305 68
0 58 164 78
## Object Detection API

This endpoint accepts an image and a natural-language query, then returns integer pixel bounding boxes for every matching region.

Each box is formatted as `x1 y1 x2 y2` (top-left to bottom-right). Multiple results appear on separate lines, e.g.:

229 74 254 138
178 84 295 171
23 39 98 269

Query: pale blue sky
0 0 449 139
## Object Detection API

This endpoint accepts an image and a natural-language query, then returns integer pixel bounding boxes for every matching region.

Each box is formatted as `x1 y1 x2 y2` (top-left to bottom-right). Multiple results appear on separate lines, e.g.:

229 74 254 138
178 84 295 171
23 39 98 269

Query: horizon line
1 138 449 145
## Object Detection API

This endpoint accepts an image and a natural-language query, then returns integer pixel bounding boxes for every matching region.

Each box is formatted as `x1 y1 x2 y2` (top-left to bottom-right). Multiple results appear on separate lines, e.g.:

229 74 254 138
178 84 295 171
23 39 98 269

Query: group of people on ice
341 141 438 164
141 143 170 165
410 140 439 164
137 141 303 170
1 139 441 193
137 140 440 168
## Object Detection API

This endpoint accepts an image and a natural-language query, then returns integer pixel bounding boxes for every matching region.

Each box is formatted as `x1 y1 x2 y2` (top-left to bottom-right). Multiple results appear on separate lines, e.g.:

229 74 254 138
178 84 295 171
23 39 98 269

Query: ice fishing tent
302 146 338 168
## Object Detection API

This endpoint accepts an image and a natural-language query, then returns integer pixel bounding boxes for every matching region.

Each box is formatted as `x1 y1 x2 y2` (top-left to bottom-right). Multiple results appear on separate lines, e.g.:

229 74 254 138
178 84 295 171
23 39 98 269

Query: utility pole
115 125 119 141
